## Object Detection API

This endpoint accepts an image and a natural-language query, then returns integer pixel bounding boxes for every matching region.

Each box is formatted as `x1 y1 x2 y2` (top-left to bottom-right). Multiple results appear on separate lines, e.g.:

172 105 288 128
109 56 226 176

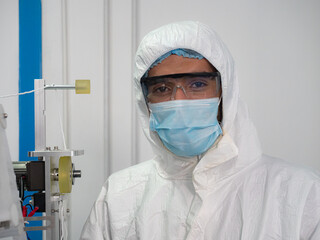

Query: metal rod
35 79 46 151
45 84 75 90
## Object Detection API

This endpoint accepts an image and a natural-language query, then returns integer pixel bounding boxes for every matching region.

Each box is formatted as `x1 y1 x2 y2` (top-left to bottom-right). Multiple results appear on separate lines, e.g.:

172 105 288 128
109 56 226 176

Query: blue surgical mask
149 98 222 157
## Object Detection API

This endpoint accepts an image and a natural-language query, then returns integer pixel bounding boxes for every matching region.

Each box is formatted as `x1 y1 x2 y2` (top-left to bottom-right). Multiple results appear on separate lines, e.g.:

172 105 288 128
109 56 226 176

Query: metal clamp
24 216 55 231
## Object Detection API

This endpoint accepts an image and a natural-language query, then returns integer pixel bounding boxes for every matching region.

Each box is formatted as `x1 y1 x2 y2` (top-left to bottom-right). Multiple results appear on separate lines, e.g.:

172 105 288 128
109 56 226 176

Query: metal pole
34 79 46 151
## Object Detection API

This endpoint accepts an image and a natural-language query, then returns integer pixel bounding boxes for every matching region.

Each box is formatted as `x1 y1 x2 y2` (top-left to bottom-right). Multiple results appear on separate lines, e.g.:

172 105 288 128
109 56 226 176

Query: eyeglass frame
140 72 222 103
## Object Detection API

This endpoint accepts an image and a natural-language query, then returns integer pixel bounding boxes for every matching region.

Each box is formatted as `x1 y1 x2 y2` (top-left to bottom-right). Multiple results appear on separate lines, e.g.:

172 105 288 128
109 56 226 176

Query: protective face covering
81 21 320 240
149 98 222 157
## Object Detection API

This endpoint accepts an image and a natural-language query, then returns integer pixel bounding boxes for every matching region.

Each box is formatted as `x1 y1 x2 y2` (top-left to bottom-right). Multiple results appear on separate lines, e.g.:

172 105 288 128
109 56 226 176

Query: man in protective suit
81 21 320 240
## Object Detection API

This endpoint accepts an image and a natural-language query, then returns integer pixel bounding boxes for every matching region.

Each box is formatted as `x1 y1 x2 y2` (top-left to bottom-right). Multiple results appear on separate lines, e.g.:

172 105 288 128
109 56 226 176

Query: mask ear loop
216 75 223 126
217 96 223 129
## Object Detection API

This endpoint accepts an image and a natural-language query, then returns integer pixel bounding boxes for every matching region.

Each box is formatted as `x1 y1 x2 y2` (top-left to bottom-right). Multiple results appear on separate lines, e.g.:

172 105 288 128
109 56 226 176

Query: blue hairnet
144 48 204 77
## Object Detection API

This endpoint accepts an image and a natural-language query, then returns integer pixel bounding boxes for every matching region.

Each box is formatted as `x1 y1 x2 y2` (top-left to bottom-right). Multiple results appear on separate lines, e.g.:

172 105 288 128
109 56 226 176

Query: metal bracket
28 149 84 157
24 216 55 231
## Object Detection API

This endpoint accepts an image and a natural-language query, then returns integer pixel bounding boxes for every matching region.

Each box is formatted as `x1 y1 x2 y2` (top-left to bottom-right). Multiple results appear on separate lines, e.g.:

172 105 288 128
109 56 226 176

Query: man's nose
171 86 188 100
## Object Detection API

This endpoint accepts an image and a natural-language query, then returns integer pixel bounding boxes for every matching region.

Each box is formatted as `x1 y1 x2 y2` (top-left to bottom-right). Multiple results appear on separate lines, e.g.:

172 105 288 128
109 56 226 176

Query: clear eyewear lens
141 72 221 103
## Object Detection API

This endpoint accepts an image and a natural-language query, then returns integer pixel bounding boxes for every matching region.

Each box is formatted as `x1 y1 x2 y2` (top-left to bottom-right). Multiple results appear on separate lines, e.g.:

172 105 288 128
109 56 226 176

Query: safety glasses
141 72 221 103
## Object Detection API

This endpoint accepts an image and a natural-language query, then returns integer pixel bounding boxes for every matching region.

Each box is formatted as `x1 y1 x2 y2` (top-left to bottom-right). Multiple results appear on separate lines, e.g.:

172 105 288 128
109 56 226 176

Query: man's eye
155 86 169 93
151 83 171 94
190 81 207 88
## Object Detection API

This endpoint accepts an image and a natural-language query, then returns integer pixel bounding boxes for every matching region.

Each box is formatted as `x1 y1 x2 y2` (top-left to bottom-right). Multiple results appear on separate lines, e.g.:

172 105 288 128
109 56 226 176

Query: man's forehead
148 55 215 77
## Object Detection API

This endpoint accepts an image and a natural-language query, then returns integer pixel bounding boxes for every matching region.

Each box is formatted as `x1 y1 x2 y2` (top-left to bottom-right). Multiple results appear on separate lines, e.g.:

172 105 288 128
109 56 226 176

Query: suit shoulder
106 159 156 194
259 154 320 182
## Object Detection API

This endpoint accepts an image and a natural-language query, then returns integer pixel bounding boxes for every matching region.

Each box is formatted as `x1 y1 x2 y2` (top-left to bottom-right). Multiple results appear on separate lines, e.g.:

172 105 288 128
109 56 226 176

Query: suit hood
134 21 262 180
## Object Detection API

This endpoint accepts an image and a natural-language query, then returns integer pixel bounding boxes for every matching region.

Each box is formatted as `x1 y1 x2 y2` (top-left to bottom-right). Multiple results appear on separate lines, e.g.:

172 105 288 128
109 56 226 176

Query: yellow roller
75 80 90 94
59 156 72 193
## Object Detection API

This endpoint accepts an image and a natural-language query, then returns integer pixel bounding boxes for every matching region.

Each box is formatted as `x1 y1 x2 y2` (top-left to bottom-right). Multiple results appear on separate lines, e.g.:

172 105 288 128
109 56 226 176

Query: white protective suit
81 21 320 240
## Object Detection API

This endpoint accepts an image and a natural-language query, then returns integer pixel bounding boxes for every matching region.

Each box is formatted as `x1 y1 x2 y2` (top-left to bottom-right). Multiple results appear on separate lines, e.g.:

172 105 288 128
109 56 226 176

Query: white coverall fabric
81 21 320 240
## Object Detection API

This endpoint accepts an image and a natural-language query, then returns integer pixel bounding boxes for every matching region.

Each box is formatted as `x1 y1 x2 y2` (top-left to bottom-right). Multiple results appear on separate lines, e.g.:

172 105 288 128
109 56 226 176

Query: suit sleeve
300 180 320 240
80 182 111 240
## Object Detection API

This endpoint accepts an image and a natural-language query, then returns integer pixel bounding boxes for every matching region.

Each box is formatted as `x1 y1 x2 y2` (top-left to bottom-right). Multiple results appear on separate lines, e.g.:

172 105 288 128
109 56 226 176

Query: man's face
147 55 221 103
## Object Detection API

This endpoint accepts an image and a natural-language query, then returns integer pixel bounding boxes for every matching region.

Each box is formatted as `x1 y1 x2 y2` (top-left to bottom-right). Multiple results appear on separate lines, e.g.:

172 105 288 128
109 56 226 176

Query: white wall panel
66 0 105 239
108 0 136 172
0 0 19 162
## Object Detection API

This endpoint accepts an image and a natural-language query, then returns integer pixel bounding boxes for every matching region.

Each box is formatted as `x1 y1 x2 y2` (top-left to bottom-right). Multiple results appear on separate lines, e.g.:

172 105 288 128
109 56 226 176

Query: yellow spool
75 80 90 94
59 156 72 193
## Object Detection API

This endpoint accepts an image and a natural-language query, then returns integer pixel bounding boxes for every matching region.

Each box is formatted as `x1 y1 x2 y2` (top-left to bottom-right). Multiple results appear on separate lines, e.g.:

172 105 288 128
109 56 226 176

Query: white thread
0 87 46 99
55 90 67 150
58 200 68 240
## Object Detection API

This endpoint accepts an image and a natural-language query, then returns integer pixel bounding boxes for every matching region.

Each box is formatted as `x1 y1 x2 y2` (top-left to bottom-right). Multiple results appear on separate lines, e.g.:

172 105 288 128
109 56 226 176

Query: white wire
58 200 68 240
55 90 67 150
59 200 64 240
0 87 46 99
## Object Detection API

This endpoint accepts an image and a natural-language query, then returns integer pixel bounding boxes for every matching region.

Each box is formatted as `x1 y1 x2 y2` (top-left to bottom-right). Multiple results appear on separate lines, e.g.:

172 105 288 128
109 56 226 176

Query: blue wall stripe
19 0 42 161
19 0 42 239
